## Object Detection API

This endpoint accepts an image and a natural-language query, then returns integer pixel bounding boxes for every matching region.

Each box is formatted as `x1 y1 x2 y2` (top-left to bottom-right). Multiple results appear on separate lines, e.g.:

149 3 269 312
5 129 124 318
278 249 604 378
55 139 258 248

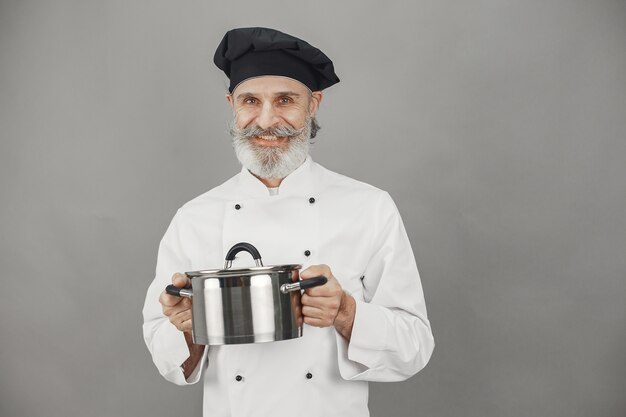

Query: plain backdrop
1 1 625 416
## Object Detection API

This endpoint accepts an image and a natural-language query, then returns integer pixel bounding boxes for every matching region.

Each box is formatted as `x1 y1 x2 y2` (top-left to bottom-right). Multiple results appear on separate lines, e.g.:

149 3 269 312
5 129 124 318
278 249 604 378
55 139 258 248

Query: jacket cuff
184 346 208 384
335 299 387 379
154 322 202 385
350 300 389 352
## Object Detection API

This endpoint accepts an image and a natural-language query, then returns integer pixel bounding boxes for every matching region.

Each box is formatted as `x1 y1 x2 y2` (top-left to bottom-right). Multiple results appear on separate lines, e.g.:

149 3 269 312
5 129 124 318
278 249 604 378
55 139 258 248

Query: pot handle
165 284 193 298
224 242 264 268
280 276 328 294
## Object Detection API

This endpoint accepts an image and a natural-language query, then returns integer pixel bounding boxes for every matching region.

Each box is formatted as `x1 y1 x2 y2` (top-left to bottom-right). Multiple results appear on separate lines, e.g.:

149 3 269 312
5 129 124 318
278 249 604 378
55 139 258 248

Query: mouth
252 135 289 147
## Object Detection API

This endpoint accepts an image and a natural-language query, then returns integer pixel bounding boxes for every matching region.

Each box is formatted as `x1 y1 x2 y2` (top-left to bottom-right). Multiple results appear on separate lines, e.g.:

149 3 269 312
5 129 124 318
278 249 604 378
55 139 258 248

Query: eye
277 96 293 105
243 97 258 105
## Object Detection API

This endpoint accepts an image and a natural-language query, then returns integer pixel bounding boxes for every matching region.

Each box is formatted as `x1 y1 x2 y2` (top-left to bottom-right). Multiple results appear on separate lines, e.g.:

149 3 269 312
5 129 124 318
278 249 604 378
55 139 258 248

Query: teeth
258 135 278 141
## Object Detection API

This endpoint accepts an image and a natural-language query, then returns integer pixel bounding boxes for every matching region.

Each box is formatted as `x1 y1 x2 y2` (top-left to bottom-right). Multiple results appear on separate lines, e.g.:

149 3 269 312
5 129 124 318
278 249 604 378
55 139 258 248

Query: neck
252 173 283 188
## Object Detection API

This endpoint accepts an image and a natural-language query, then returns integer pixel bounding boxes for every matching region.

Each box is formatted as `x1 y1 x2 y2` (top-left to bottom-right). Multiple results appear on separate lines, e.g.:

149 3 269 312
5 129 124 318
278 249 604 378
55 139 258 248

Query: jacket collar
237 156 320 198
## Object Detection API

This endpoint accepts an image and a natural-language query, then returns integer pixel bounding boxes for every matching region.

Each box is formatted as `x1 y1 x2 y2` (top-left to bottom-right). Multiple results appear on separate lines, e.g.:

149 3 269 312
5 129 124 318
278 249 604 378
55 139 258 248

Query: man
143 27 434 416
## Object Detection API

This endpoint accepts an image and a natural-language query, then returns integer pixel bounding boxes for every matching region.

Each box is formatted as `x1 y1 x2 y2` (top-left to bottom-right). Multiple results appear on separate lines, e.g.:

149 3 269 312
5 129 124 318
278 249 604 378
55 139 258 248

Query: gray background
1 1 625 416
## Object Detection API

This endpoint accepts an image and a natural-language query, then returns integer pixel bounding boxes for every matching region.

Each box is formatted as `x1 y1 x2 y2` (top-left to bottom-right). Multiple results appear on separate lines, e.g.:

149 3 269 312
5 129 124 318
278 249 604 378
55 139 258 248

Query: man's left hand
300 264 356 340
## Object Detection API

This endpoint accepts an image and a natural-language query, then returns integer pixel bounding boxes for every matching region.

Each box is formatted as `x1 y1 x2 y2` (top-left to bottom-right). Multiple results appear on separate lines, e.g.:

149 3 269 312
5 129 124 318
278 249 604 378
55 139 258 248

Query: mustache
229 123 307 140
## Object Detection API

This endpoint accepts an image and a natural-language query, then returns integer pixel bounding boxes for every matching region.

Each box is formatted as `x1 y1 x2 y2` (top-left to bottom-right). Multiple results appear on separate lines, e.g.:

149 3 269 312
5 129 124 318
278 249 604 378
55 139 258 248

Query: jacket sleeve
335 192 434 382
142 210 208 386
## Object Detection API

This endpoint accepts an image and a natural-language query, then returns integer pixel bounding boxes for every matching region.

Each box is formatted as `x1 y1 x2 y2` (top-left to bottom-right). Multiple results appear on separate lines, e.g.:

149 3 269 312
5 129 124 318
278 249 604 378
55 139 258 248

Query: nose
255 101 280 130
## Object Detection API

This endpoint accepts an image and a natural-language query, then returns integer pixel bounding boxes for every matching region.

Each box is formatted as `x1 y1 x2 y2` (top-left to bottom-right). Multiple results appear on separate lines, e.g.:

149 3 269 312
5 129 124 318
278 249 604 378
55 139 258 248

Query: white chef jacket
142 157 434 417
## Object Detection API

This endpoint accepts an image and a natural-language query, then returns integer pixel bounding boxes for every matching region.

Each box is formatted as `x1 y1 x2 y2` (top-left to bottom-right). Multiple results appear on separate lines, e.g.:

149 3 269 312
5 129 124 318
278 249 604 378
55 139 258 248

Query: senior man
143 27 434 416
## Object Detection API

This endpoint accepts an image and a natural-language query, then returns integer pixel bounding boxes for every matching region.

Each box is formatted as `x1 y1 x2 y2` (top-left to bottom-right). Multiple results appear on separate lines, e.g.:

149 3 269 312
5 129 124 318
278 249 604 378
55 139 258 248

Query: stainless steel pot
165 242 327 345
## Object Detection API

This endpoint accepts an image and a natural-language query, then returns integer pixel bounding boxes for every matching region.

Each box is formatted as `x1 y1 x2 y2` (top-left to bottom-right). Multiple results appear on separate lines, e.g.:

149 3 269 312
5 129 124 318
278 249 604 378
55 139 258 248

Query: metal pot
165 242 327 345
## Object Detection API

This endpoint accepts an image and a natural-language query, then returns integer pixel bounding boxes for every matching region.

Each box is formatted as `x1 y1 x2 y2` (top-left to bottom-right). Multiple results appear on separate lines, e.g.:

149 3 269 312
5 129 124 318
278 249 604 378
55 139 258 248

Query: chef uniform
142 27 434 417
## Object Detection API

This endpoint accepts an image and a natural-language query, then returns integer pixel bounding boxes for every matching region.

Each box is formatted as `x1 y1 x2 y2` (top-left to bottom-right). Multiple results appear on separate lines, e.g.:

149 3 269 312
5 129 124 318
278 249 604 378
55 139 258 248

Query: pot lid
186 264 302 278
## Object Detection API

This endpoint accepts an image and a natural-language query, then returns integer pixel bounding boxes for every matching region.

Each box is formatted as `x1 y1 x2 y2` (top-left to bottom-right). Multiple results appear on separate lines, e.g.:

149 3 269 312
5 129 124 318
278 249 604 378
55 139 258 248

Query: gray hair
309 117 320 140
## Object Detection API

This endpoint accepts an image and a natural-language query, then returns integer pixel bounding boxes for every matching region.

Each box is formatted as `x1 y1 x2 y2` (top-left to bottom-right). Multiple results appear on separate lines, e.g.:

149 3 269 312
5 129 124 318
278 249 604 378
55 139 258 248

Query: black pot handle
280 276 328 293
224 242 263 268
165 284 193 298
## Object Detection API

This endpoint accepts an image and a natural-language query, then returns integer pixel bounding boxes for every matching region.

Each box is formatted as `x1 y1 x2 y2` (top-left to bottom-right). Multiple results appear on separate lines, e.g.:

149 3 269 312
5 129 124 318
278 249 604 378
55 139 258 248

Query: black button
304 250 311 257
306 372 313 379
235 375 243 382
309 197 315 204
235 204 241 210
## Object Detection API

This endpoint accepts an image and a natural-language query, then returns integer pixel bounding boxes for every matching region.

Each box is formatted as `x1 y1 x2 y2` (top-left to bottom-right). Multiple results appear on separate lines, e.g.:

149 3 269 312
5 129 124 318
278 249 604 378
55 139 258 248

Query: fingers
169 309 193 332
162 296 192 315
169 307 192 323
301 301 339 324
302 303 339 327
303 281 341 298
161 296 193 331
159 272 194 333
300 267 343 328
300 264 331 280
172 272 190 288
300 264 341 297
160 291 181 307
159 273 191 307
301 293 341 311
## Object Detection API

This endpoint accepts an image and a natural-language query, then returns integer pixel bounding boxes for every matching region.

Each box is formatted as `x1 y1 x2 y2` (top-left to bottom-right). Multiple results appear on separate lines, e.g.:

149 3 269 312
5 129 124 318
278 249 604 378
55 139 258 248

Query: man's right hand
159 273 193 333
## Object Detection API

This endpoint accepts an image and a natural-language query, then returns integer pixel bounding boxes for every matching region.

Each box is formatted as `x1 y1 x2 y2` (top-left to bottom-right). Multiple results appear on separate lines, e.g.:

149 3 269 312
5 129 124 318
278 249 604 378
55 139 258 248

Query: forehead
232 76 311 98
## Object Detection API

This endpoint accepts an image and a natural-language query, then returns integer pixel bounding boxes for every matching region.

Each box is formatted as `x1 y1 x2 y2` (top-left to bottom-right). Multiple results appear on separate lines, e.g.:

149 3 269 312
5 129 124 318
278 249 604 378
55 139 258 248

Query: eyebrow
235 91 302 100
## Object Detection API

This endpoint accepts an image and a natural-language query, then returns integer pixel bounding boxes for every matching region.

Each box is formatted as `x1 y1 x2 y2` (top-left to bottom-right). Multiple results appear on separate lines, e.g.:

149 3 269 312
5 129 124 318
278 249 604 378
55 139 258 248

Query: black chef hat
214 27 340 93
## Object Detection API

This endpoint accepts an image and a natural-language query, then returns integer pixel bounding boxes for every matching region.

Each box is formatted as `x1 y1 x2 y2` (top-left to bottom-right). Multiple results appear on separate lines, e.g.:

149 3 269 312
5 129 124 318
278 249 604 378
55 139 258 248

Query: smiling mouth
253 135 288 146
258 134 279 140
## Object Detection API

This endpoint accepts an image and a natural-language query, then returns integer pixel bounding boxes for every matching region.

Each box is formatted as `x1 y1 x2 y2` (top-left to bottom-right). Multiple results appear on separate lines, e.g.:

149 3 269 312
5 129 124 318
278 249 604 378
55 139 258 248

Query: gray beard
230 118 313 180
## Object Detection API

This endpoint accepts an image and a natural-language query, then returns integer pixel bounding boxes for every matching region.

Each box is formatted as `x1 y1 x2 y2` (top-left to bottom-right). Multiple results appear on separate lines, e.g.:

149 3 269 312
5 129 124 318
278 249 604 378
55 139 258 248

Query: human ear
309 91 323 115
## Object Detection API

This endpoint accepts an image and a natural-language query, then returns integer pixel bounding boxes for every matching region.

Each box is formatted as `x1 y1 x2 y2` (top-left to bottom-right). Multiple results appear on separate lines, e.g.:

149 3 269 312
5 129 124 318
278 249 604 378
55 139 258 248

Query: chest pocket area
222 196 319 266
